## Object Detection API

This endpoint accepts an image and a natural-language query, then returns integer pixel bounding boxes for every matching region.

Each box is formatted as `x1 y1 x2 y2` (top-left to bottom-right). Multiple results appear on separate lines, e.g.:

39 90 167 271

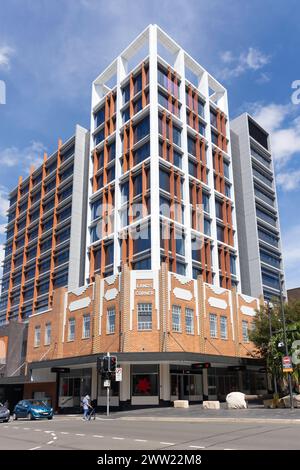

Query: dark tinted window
248 118 269 150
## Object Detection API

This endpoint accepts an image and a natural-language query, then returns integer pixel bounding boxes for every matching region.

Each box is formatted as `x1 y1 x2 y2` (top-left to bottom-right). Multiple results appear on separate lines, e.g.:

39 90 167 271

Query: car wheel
12 413 17 421
27 412 34 420
47 416 53 420
5 417 10 423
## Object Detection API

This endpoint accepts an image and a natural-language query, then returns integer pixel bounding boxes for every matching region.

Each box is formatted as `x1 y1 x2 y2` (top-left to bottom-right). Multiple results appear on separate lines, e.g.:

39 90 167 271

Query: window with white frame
34 325 41 347
209 313 217 338
172 305 182 332
44 322 51 345
220 316 228 339
242 320 249 342
68 318 75 341
185 308 194 334
137 303 152 330
107 307 116 334
83 314 91 339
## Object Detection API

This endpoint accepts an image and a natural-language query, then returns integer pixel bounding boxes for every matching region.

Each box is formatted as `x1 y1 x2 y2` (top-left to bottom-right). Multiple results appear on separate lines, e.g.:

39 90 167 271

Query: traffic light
100 355 117 372
110 356 117 372
191 362 211 370
103 355 110 372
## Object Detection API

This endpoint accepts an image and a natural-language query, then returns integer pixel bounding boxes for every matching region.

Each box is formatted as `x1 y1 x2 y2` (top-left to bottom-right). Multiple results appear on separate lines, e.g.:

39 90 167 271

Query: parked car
0 403 10 423
13 399 53 420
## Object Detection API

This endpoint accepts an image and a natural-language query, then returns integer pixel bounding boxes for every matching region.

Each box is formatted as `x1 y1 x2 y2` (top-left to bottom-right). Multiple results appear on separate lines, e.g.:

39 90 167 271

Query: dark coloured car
0 403 10 423
13 399 53 420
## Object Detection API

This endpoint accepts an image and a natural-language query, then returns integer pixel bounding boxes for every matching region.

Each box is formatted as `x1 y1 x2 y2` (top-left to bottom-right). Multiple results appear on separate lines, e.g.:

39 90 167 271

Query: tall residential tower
231 113 286 301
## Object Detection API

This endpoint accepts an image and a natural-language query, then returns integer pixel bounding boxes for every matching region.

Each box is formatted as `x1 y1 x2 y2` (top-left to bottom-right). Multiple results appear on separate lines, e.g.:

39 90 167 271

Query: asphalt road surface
0 414 299 450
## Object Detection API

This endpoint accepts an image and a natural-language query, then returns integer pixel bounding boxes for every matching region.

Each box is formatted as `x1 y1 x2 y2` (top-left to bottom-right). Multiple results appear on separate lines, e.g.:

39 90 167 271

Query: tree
250 300 300 392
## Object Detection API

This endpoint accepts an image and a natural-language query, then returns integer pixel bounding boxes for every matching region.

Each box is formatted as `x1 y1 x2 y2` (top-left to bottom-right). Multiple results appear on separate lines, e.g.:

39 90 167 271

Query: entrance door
171 374 203 401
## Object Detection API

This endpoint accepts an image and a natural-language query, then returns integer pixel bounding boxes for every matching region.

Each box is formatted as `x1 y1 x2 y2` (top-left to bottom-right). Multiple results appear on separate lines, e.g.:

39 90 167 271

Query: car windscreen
28 400 47 407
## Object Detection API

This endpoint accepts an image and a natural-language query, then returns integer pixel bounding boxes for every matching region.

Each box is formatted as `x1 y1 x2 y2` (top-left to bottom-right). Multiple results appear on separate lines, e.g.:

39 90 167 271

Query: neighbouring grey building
230 113 286 301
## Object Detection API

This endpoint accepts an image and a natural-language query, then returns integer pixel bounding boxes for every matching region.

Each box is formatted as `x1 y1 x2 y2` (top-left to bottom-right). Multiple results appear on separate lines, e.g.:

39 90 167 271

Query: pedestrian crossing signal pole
106 352 110 417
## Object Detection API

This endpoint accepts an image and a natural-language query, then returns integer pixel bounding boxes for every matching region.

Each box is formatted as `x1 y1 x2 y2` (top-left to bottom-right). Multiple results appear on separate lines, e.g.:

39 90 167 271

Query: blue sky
0 0 299 289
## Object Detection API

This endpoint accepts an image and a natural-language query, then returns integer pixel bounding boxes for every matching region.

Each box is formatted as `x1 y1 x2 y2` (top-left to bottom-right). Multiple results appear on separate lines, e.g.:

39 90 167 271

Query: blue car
13 399 53 420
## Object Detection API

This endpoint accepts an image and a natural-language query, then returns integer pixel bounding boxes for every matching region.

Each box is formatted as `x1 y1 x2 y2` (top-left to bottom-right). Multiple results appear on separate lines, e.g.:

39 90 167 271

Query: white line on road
160 442 175 446
23 427 30 430
29 446 41 450
12 426 19 429
53 437 58 440
44 431 54 433
112 437 124 440
134 439 147 442
61 432 69 435
189 445 206 449
47 441 54 445
93 435 104 438
34 429 41 432
76 433 85 436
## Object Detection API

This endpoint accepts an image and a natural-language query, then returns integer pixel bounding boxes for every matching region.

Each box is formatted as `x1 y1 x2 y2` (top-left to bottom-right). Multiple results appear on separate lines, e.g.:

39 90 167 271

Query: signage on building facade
136 281 154 296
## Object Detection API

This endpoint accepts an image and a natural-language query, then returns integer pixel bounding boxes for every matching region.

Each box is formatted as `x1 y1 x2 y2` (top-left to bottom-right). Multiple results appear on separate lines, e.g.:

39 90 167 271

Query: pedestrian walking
81 394 91 420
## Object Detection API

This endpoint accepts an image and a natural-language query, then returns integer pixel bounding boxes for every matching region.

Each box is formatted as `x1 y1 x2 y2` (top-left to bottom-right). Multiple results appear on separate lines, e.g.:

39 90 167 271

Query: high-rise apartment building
0 26 276 410
231 113 286 301
0 125 89 325
88 24 241 291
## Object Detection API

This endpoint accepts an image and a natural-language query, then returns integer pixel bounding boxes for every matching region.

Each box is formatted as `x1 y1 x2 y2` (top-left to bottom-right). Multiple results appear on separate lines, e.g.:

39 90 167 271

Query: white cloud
282 224 300 289
0 224 6 235
0 141 47 173
0 186 9 219
276 170 300 191
219 47 270 80
0 45 14 70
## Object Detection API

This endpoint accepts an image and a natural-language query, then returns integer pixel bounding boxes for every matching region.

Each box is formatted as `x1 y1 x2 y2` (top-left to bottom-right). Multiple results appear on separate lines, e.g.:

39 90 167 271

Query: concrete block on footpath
203 400 220 410
173 400 189 408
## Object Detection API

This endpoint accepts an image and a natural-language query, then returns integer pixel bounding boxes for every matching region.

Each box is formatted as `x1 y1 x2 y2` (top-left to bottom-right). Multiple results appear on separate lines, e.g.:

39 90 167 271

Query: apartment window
105 243 114 266
248 118 269 150
220 316 228 339
137 303 152 330
217 224 224 242
223 160 230 179
209 313 217 338
225 182 231 198
34 326 41 347
202 192 210 213
185 308 194 334
172 125 181 146
133 141 150 166
122 106 130 123
256 206 277 227
44 323 51 345
134 116 150 144
53 270 68 288
242 320 249 342
94 106 105 128
230 254 236 275
173 150 182 169
159 168 170 193
133 172 143 197
261 269 280 290
122 83 130 103
251 146 271 168
68 318 75 341
260 249 281 268
172 305 181 332
215 199 223 220
94 128 105 146
107 307 116 334
83 314 91 339
257 227 279 247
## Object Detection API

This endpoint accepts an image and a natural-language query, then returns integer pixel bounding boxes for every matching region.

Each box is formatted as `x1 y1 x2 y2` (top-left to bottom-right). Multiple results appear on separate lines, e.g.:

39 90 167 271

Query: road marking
29 446 41 450
3 425 8 428
76 433 85 436
93 435 104 438
134 439 147 442
224 448 235 450
47 441 54 445
23 427 30 430
61 432 69 435
189 445 206 449
44 430 54 433
34 429 41 432
53 437 58 440
112 437 124 440
13 426 19 429
160 442 175 445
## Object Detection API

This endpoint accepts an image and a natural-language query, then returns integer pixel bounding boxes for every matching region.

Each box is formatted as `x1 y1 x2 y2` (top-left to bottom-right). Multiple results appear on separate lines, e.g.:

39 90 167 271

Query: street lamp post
279 274 294 409
267 301 278 395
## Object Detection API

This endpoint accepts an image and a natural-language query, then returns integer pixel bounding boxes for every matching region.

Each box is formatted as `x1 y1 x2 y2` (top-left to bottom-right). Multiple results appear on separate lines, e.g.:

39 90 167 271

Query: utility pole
267 301 278 395
279 274 294 409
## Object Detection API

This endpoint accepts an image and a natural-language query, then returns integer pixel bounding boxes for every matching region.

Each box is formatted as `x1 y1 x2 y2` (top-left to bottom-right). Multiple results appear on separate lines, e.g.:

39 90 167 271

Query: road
0 414 299 450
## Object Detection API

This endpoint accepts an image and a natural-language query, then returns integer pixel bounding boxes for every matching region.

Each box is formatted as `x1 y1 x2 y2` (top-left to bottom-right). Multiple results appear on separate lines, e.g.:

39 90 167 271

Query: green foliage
250 301 300 388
